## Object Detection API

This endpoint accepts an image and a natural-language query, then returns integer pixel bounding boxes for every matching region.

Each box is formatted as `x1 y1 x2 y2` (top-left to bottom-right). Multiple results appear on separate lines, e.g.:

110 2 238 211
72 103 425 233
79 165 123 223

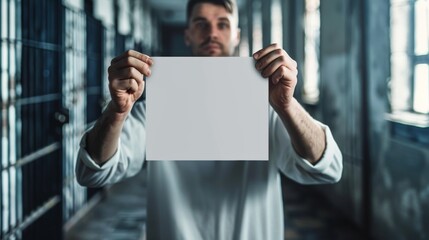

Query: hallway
66 172 365 240
1 0 428 239
65 171 148 240
282 179 365 240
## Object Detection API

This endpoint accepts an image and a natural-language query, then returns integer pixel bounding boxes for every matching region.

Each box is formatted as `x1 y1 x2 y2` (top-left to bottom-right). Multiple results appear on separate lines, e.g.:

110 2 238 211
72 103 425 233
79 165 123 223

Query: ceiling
148 0 245 24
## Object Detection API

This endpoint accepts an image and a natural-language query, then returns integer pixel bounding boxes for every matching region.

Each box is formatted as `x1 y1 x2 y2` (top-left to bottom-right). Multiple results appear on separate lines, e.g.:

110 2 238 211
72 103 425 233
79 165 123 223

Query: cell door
1 0 64 239
0 1 90 239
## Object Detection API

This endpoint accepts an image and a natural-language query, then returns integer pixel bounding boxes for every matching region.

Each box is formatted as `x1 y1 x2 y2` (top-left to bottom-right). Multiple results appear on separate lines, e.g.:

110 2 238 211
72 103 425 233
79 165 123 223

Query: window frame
389 0 429 116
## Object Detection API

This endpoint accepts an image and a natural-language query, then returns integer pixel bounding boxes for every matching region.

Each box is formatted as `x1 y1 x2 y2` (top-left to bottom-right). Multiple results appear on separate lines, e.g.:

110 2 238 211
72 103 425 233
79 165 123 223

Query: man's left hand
253 43 298 113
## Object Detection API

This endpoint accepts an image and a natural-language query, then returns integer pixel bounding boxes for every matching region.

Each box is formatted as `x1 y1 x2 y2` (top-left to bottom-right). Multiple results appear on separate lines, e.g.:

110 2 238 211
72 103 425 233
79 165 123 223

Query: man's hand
253 43 326 163
86 50 152 164
108 50 153 114
253 43 298 112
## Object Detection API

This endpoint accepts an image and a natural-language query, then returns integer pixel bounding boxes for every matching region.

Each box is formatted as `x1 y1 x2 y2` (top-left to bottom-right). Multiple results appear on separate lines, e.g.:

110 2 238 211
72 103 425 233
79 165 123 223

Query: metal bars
1 0 21 238
0 0 153 239
62 6 87 223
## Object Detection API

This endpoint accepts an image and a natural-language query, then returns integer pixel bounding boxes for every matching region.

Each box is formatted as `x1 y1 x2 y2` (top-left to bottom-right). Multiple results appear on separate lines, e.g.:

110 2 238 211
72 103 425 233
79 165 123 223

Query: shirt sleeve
75 101 147 188
269 108 343 184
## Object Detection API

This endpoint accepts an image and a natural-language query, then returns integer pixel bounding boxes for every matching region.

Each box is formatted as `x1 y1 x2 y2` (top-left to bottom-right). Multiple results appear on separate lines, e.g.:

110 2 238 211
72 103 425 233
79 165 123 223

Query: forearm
86 101 128 165
276 98 326 164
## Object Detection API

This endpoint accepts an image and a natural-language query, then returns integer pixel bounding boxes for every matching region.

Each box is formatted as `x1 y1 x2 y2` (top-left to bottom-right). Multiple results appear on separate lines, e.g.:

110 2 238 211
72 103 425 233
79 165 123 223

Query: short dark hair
186 0 238 24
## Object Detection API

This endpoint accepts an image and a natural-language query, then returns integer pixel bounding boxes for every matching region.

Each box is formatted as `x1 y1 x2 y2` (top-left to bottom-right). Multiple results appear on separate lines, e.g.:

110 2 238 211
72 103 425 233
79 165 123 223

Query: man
76 0 343 239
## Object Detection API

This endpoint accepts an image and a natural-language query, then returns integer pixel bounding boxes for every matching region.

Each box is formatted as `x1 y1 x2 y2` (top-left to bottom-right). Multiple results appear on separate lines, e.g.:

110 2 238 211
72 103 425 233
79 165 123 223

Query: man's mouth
201 42 221 50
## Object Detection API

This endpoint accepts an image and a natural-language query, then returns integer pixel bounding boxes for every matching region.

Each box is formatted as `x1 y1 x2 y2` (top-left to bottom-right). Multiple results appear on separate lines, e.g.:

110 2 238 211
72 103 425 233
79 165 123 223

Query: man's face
185 3 240 56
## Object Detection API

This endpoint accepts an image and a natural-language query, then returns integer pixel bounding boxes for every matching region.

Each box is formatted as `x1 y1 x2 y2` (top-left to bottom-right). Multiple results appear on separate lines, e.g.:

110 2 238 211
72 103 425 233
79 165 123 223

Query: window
303 0 320 104
271 0 283 47
413 0 429 113
252 0 263 52
390 0 429 115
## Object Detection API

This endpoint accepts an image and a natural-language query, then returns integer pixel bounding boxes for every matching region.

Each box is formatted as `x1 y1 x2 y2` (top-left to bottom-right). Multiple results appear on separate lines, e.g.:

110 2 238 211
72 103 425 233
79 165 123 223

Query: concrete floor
66 170 365 240
65 171 148 240
281 179 366 240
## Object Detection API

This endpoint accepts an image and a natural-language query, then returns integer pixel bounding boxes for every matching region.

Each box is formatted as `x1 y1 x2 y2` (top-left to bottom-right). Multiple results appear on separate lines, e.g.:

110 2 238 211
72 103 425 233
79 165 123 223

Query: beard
197 38 227 56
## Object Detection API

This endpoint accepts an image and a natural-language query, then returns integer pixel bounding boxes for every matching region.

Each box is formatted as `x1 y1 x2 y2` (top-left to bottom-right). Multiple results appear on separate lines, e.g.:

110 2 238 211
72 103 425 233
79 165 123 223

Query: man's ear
184 28 191 46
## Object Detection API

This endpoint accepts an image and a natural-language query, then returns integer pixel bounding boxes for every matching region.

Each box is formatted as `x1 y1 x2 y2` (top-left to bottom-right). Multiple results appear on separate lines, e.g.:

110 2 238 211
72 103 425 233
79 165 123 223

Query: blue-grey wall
302 0 429 239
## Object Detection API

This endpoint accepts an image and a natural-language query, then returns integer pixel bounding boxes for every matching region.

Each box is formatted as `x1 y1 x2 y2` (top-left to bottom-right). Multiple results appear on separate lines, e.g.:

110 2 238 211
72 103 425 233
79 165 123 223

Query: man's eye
218 22 230 29
195 22 208 29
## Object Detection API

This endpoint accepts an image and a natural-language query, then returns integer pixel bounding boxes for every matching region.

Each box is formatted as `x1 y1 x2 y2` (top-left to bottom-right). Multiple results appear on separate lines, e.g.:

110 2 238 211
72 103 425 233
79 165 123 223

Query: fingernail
253 53 259 59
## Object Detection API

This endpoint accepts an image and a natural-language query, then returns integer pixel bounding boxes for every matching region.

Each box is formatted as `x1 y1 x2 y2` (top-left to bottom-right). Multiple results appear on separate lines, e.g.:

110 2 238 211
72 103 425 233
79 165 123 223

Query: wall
304 0 429 239
367 0 429 239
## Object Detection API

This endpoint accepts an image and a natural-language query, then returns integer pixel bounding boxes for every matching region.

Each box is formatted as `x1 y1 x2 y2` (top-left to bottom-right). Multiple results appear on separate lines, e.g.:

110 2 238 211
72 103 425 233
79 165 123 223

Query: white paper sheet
146 57 268 161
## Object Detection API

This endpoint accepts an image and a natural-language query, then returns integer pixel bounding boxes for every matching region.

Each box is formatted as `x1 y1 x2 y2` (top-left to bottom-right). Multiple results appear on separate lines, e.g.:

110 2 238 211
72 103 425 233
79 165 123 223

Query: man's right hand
108 50 153 114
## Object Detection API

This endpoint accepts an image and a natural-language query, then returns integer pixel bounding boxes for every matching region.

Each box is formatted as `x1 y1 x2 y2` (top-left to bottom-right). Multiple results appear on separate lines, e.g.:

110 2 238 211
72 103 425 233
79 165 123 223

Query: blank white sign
146 57 268 161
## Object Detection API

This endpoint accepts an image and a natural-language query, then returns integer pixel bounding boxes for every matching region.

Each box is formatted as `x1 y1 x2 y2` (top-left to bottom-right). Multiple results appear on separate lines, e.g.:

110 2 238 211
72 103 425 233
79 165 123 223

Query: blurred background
0 0 428 239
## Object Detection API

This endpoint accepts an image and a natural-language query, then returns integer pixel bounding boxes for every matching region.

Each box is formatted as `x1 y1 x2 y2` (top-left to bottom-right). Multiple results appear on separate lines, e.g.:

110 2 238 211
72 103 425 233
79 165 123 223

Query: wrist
273 98 297 118
106 101 129 123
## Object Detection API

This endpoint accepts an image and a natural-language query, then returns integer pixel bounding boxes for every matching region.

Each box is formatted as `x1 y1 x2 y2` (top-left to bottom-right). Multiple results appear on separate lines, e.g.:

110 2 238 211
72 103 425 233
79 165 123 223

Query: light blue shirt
76 101 342 240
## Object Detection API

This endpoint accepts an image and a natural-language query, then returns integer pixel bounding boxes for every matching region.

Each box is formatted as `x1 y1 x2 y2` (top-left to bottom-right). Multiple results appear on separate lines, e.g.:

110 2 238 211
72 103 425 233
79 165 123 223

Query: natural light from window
414 0 429 113
303 0 320 104
271 0 282 47
252 6 263 52
414 64 429 113
390 0 429 114
415 0 428 55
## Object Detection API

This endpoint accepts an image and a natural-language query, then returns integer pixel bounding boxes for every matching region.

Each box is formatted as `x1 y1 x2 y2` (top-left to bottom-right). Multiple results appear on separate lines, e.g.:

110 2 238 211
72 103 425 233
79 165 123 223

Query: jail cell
101 28 115 104
85 15 104 125
1 0 64 239
62 7 87 223
0 0 136 239
1 0 21 238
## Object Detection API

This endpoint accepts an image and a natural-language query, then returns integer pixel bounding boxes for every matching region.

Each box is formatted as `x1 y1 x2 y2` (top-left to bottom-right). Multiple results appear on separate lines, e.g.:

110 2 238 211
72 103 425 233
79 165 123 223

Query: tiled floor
66 172 365 240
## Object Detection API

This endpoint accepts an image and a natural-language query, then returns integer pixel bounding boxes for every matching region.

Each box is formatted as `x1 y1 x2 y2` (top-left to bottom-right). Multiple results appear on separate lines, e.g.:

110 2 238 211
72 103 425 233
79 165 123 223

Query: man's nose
207 23 219 39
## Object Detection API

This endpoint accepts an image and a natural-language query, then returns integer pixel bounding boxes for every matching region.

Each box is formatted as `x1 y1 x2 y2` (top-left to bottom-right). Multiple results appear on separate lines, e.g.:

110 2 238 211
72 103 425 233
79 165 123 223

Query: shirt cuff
294 122 336 173
78 131 120 171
